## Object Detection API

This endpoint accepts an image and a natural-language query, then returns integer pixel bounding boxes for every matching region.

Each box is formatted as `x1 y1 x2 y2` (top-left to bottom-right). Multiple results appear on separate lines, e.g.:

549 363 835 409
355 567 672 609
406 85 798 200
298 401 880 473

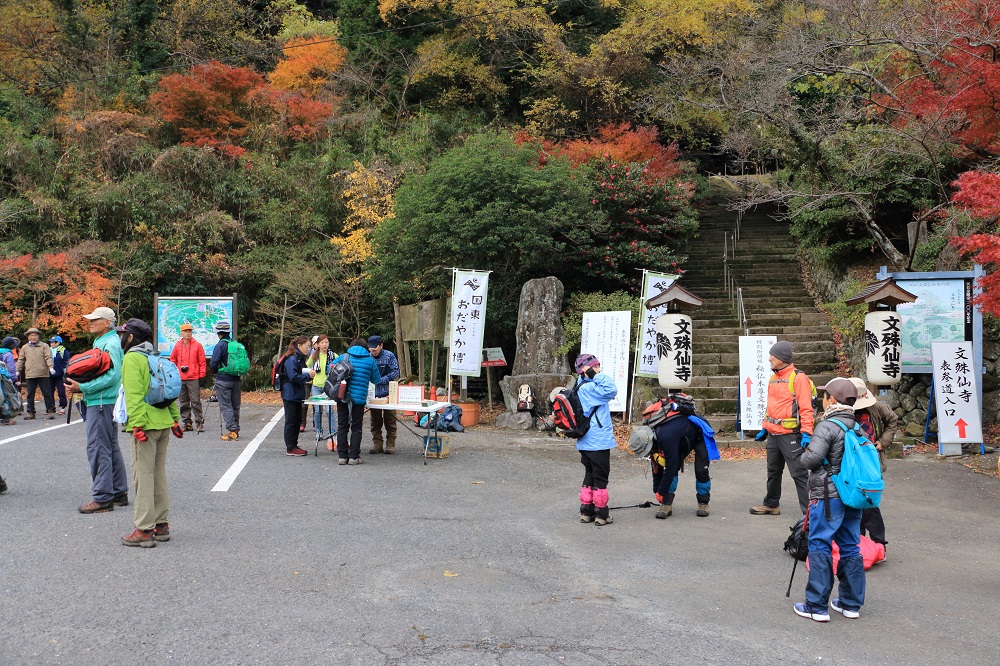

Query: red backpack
66 349 112 383
551 383 600 439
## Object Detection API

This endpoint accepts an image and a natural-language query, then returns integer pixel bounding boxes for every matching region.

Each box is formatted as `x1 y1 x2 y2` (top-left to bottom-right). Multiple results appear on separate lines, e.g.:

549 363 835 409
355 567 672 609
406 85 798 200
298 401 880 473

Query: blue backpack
829 419 884 509
132 349 182 409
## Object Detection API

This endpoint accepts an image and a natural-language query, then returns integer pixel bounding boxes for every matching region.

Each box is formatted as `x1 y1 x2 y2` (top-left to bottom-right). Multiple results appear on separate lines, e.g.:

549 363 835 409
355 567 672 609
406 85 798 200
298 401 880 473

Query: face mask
585 368 597 379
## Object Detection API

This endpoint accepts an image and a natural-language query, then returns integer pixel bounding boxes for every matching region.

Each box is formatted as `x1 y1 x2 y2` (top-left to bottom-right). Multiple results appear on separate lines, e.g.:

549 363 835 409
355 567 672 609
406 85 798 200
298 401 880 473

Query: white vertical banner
739 335 777 431
655 313 693 389
864 311 903 385
581 311 632 412
931 341 982 454
448 269 491 376
635 271 679 378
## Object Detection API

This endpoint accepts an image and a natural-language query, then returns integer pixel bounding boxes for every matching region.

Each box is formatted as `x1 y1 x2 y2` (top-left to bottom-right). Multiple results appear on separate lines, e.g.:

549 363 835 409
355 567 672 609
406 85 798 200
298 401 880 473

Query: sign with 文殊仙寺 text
635 272 679 378
931 341 982 453
739 335 778 431
581 311 632 412
448 270 490 376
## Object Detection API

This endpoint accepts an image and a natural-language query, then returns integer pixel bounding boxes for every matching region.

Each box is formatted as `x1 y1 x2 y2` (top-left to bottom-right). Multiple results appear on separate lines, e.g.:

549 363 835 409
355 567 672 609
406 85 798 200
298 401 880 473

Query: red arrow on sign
955 418 968 438
744 377 753 397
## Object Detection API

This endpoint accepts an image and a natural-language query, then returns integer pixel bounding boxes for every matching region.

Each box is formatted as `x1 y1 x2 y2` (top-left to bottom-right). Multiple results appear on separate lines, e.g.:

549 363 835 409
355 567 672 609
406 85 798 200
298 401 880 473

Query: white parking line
211 408 284 492
0 419 84 446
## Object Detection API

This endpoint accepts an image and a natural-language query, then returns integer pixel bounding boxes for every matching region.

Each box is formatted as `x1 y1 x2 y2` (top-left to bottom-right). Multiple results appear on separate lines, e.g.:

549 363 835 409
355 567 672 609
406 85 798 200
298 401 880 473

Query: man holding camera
169 323 206 433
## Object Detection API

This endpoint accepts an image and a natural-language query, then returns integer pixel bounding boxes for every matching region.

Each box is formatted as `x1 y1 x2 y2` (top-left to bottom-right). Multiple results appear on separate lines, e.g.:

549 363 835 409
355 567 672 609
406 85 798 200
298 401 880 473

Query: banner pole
626 270 648 424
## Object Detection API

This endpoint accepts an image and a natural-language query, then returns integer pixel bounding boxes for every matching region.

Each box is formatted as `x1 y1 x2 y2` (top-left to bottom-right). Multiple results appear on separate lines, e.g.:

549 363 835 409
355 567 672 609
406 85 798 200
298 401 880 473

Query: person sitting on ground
47 336 70 416
281 336 314 457
573 353 618 526
750 340 815 516
850 377 897 548
649 393 713 519
117 318 183 548
16 327 55 420
333 338 381 465
794 377 866 623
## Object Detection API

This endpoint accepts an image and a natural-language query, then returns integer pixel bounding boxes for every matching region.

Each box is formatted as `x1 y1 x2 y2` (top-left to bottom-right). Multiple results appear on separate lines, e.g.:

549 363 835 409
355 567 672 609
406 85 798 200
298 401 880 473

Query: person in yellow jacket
116 318 183 548
750 341 815 516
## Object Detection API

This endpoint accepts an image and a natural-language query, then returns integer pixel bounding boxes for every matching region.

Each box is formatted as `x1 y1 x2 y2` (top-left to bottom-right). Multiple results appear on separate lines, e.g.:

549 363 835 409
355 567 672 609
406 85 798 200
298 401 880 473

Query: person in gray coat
793 377 866 623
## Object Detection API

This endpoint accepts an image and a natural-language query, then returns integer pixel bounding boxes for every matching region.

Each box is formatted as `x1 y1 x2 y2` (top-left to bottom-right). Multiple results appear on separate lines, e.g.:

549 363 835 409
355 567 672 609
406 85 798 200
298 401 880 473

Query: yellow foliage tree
332 162 398 275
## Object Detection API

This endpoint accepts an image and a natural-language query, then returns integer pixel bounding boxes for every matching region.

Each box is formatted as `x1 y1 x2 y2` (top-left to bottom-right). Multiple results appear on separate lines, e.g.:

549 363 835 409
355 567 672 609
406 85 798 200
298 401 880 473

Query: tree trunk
848 195 908 268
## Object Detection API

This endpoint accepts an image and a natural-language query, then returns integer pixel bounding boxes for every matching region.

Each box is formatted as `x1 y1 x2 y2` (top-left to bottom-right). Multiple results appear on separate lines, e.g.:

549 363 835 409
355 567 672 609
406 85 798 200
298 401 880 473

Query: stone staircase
679 182 839 443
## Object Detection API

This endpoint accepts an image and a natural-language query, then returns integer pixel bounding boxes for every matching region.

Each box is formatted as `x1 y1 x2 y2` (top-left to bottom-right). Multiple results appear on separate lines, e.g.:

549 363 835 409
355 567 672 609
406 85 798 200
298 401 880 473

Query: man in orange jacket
169 323 206 432
750 341 815 515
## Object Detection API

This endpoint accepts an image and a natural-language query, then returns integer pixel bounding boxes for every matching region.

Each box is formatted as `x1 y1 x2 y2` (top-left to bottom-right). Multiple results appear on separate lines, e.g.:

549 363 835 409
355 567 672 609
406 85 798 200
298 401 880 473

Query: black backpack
323 356 354 403
784 516 808 561
551 382 601 439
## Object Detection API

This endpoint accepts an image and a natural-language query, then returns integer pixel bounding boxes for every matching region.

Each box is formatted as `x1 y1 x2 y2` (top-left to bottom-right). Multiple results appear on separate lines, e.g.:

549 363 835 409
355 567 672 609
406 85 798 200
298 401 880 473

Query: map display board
893 279 973 372
581 311 632 412
153 295 236 356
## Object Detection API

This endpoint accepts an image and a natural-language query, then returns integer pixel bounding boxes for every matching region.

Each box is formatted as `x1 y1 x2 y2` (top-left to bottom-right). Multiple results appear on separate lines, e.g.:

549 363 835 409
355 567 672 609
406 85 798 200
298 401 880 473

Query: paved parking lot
2 404 998 665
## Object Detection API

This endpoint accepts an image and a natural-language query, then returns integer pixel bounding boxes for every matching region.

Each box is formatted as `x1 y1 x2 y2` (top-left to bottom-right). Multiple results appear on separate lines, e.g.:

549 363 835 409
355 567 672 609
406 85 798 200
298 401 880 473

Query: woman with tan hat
850 378 897 547
15 327 55 419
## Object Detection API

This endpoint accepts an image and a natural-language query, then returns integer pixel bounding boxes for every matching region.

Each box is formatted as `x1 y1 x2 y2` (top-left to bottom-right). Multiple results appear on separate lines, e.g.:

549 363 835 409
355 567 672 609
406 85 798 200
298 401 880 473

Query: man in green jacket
117 318 182 548
65 307 128 514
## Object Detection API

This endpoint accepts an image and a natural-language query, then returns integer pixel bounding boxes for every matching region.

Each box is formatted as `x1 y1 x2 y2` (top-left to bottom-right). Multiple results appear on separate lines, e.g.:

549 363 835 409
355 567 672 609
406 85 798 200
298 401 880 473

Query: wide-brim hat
628 425 655 458
850 378 877 409
24 327 41 336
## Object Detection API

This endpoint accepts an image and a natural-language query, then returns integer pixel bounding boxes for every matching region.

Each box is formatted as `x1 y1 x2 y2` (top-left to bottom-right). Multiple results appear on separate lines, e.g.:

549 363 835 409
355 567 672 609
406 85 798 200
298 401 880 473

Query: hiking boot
153 523 171 542
830 598 860 619
385 443 395 454
0 476 7 494
749 504 780 515
221 431 239 441
580 503 595 523
196 422 205 433
183 420 193 432
348 457 363 465
23 413 35 420
46 411 56 420
793 602 829 622
113 492 129 507
369 444 384 454
78 500 114 514
655 504 672 519
697 503 710 517
595 514 613 526
338 458 348 465
286 448 307 457
121 528 156 548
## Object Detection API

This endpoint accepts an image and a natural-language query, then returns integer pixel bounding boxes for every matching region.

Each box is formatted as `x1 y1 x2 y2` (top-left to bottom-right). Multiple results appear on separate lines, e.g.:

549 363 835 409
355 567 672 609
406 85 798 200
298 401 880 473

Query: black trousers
283 400 303 451
652 436 711 505
861 507 887 545
763 432 810 514
45 374 67 409
337 402 365 460
580 449 611 490
25 377 54 415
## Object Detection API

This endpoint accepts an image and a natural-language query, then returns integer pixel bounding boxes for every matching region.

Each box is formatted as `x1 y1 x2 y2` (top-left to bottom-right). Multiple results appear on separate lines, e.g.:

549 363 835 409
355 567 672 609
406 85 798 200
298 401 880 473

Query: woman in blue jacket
574 353 619 526
333 338 381 465
281 336 315 457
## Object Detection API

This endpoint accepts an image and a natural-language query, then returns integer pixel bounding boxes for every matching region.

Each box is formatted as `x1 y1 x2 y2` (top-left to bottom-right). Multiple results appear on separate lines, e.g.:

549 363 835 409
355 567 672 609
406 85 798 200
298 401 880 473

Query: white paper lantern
864 311 903 385
655 313 693 389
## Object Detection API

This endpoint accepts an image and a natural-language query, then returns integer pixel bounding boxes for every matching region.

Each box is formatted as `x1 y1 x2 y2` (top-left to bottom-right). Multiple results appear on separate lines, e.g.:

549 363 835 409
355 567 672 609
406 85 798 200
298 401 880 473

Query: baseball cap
180 323 194 331
48 335 63 344
818 377 857 404
115 318 153 341
367 335 383 348
83 306 117 322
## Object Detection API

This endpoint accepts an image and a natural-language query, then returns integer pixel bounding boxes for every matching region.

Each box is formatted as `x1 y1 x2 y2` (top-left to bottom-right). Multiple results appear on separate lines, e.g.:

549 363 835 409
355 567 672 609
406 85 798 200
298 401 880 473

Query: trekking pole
66 394 73 425
785 553 800 597
608 501 654 510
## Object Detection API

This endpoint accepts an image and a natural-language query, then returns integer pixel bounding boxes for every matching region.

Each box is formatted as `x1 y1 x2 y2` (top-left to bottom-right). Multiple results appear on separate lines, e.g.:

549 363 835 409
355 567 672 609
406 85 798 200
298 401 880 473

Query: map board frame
153 294 238 356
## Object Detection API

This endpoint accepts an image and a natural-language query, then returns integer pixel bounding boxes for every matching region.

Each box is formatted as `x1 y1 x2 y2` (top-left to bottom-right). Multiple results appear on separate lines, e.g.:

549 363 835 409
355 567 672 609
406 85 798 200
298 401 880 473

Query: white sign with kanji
581 311 632 412
931 342 982 449
449 270 490 376
635 271 679 378
739 335 778 431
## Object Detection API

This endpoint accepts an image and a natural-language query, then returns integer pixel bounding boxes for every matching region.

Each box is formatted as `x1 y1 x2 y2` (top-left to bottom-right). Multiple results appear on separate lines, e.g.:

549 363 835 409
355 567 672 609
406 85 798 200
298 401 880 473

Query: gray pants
216 379 241 433
179 379 204 425
763 432 810 514
86 404 128 503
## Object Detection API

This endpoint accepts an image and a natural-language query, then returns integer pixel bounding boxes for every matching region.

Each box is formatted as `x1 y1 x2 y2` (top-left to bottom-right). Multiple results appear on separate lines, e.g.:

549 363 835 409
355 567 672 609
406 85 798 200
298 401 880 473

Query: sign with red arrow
738 336 777 431
931 341 982 450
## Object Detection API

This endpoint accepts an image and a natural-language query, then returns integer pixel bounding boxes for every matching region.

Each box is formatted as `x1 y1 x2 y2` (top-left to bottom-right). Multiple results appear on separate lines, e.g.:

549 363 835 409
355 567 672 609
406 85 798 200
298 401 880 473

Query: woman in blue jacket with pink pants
574 353 619 526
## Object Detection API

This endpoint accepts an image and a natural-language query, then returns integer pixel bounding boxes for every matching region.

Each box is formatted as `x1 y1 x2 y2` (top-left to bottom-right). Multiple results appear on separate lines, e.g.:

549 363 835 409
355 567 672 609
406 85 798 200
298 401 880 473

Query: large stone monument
497 277 573 429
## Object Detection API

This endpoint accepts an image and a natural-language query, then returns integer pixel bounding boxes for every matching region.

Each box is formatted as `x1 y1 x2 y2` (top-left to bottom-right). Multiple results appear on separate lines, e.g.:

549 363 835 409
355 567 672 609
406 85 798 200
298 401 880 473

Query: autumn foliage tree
269 36 348 95
949 170 1000 317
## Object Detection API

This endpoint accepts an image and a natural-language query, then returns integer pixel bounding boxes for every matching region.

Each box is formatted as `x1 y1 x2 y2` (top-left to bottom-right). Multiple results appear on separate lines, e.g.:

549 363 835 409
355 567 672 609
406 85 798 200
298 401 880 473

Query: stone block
495 412 535 430
512 277 571 376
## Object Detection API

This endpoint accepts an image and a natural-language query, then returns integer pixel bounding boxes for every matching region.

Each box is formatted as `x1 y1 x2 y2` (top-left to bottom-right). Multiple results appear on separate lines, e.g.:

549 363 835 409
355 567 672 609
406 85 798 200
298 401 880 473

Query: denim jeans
311 385 335 437
805 497 866 613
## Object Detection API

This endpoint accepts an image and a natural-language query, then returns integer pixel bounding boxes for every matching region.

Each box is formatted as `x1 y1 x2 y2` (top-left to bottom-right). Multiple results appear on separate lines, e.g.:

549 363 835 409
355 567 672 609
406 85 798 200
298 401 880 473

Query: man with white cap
65 306 128 514
209 321 246 440
750 340 815 516
16 327 55 419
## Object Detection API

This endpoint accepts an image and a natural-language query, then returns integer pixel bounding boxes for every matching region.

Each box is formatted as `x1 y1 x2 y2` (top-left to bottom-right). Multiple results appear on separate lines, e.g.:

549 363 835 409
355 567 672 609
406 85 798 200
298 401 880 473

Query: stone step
696 340 835 354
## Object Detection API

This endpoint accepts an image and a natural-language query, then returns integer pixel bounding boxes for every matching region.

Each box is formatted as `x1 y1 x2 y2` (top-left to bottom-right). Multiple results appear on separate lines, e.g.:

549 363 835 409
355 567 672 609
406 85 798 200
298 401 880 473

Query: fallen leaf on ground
443 571 460 577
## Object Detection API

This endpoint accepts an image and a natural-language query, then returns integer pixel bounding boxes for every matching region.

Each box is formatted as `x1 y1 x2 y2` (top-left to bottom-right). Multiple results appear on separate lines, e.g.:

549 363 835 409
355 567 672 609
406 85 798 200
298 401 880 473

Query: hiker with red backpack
571 353 618 526
793 377 866 622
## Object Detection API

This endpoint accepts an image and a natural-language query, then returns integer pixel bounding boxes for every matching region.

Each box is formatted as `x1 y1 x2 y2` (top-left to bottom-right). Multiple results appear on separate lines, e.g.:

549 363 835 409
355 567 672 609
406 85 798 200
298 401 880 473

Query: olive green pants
130 428 169 531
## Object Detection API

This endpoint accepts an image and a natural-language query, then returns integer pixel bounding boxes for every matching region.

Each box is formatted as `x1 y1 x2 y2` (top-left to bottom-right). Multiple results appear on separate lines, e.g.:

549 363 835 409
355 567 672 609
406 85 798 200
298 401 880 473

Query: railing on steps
722 232 751 335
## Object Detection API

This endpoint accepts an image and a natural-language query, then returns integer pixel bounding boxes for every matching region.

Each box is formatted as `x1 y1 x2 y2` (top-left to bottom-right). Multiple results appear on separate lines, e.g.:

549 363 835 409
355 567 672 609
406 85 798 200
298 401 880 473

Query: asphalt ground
1 404 998 665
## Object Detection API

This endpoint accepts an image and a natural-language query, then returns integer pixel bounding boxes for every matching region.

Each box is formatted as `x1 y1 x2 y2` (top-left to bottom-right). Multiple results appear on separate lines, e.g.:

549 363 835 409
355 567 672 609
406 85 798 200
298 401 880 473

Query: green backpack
220 340 250 376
